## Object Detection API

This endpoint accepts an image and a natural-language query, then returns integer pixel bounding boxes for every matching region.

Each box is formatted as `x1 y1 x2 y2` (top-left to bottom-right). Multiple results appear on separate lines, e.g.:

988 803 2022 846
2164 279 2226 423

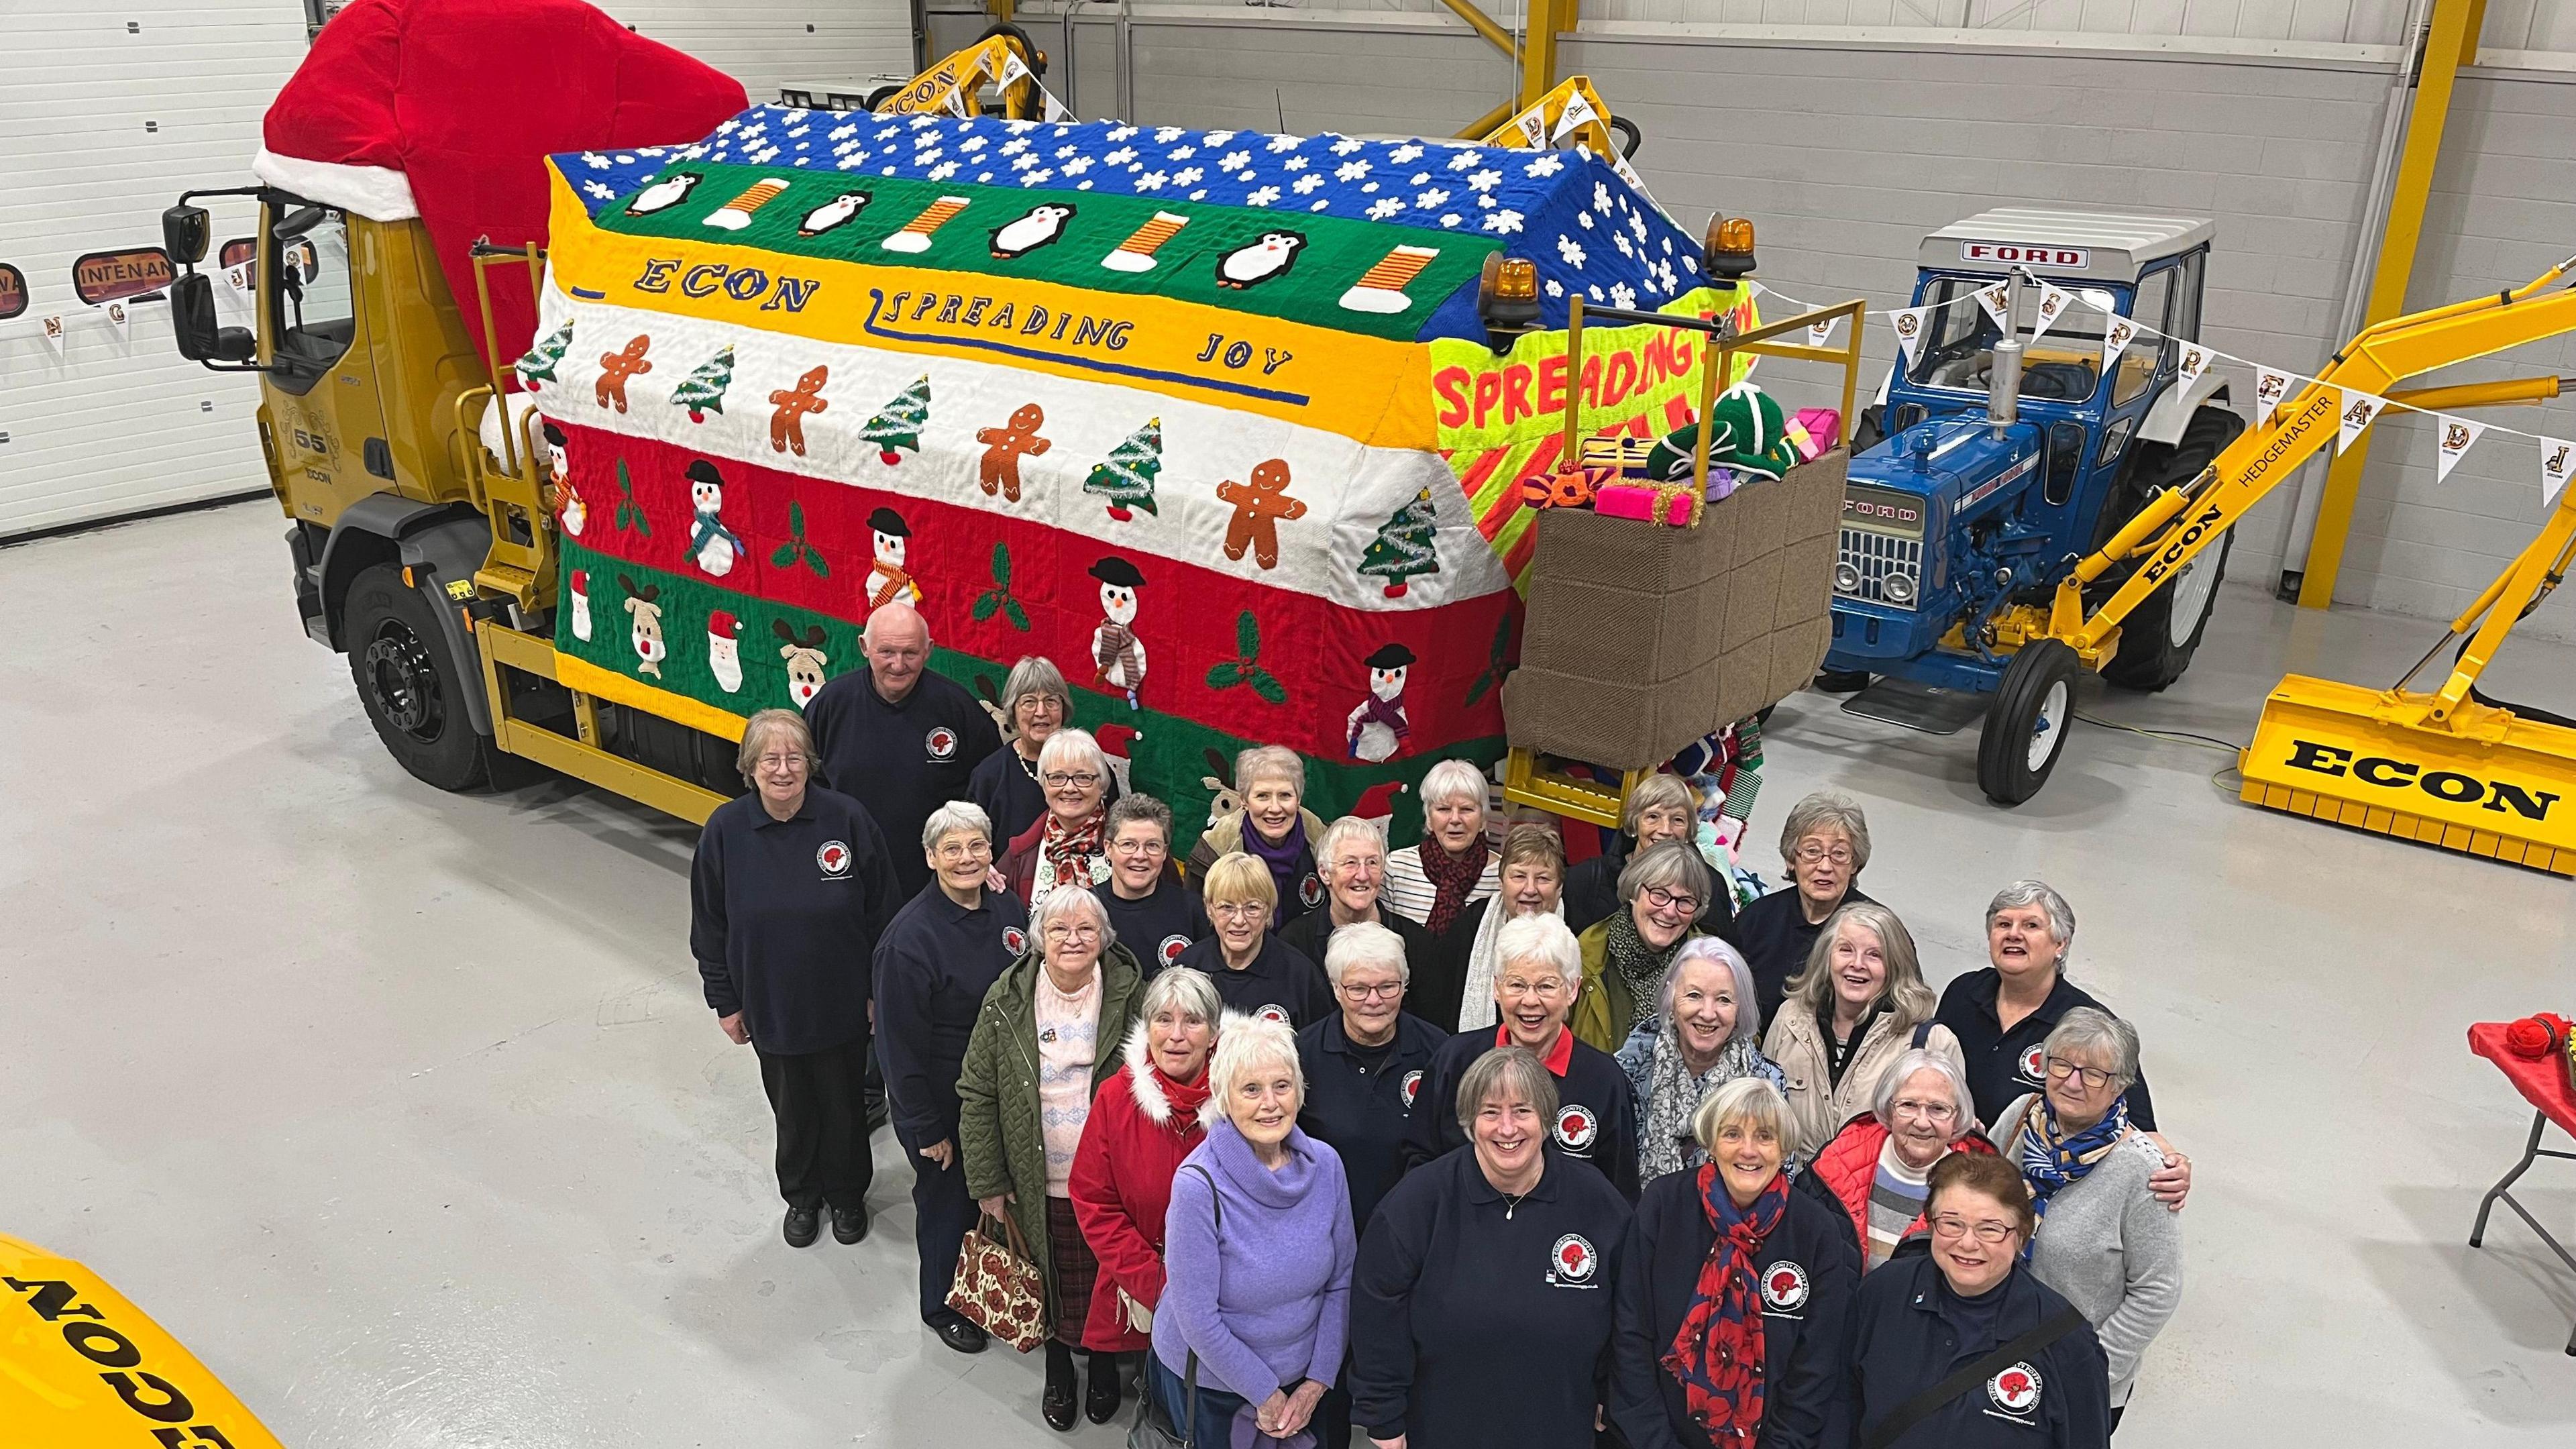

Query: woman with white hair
1615 938 1785 1185
998 727 1115 912
1995 1008 2183 1430
1353 1046 1635 1448
1436 822 1568 1034
1400 911 1640 1198
1381 758 1499 932
1721 792 1878 1027
1070 967 1224 1423
873 799 1032 1353
1281 815 1436 982
1935 880 2192 1212
1762 902 1965 1160
1794 1049 1996 1271
1152 1017 1356 1448
1566 772 1733 936
1573 840 1713 1053
1188 745 1330 929
1611 1077 1858 1449
1297 921 1453 1232
957 887 1146 1431
971 655 1118 844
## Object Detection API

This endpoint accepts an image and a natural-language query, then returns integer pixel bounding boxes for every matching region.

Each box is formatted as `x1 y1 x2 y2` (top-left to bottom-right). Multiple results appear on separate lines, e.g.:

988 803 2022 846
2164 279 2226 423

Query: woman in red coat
1794 1048 1994 1271
1070 964 1224 1423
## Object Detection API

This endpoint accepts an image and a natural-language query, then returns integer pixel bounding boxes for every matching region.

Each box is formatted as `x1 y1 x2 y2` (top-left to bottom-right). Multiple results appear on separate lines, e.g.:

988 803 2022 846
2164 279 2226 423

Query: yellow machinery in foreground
2011 256 2576 873
0 1236 286 1448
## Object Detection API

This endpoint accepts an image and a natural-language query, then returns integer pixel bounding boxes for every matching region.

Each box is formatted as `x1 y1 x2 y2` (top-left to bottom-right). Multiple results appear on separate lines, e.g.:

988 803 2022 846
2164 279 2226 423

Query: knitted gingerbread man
767 365 830 456
1214 459 1306 570
972 403 1051 502
595 335 653 413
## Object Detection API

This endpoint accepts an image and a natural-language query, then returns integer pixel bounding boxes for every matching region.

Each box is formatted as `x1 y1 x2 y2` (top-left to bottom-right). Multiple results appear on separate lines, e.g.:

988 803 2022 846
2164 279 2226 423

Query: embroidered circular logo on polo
2018 1044 2048 1083
816 841 852 877
1002 926 1028 955
1399 1070 1423 1109
1255 1004 1292 1026
1550 1233 1598 1283
1297 873 1325 908
1157 933 1191 967
924 726 959 761
1760 1261 1810 1312
1554 1104 1597 1151
1987 1361 2044 1415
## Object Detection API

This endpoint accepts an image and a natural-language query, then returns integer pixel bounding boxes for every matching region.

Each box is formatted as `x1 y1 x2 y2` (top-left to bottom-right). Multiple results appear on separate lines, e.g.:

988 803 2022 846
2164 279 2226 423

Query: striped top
1381 843 1499 928
1866 1138 1934 1270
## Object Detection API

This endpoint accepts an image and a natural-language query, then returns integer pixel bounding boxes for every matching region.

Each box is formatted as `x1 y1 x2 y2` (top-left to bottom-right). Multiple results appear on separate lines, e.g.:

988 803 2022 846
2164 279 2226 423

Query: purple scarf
1346 689 1410 755
1242 812 1311 928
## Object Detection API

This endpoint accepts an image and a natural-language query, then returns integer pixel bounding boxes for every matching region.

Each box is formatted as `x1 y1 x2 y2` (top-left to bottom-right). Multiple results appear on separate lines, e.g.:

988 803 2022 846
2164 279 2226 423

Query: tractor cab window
265 204 355 388
1908 274 2127 405
2110 267 2176 407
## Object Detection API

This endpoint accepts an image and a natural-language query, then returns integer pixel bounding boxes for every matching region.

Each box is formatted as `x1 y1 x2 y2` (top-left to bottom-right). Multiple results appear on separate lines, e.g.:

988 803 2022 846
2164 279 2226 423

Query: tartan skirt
1044 1194 1100 1346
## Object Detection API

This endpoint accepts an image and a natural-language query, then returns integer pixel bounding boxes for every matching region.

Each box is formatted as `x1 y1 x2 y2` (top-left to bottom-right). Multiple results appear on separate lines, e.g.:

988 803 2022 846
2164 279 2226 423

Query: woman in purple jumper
1153 1014 1358 1447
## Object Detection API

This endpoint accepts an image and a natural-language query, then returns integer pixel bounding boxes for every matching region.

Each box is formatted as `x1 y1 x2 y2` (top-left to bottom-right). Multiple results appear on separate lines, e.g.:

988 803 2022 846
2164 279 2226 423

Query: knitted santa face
1099 582 1136 625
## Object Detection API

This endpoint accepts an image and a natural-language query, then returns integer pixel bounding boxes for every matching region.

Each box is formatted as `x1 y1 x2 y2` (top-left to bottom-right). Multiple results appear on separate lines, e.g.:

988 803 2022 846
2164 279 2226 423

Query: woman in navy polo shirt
1611 1077 1857 1449
1092 794 1210 973
1173 852 1333 1029
1352 1046 1633 1448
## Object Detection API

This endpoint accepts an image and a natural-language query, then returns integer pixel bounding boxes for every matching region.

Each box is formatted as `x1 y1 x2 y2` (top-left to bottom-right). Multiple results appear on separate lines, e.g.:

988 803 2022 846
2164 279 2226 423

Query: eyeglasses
2045 1059 2118 1091
1640 885 1701 913
1496 978 1566 999
1108 838 1167 857
1339 980 1402 1001
1930 1215 2018 1244
1792 843 1855 866
1043 924 1101 943
755 753 808 772
1042 771 1102 790
932 840 991 861
1888 1097 1960 1122
1209 901 1269 921
1015 694 1065 715
1329 855 1381 874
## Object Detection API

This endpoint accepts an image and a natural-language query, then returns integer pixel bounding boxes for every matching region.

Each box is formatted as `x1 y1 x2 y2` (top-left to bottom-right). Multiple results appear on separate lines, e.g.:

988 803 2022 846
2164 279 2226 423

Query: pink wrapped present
1595 480 1704 527
1791 408 1841 460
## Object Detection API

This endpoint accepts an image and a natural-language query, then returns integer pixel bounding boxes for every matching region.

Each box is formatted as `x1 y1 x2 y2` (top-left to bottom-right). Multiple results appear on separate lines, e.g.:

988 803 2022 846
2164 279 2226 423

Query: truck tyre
1977 639 2081 806
2102 407 2246 692
344 564 497 792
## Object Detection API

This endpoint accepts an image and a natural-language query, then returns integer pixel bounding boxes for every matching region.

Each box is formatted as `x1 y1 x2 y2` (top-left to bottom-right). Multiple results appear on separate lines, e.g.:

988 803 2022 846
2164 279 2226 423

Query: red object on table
2468 1021 2576 1137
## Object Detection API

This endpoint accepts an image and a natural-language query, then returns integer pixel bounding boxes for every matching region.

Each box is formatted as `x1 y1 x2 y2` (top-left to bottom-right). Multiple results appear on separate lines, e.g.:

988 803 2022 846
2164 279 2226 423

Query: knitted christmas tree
670 345 735 423
1358 487 1441 598
861 374 932 465
517 321 572 390
1084 418 1163 520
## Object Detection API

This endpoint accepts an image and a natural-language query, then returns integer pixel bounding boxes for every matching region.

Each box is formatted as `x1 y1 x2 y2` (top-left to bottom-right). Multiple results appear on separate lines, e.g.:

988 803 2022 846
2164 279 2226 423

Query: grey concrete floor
4 498 2574 1447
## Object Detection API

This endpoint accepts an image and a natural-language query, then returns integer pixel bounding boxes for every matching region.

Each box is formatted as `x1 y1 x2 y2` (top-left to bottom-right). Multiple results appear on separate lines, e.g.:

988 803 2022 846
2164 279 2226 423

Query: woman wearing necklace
1761 902 1964 1161
1000 729 1115 912
971 657 1118 845
1572 841 1710 1053
1352 1046 1634 1449
1616 938 1784 1186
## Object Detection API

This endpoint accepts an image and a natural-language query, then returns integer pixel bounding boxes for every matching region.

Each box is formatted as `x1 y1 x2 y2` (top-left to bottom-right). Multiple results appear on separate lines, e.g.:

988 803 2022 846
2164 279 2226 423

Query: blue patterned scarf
2012 1095 2129 1246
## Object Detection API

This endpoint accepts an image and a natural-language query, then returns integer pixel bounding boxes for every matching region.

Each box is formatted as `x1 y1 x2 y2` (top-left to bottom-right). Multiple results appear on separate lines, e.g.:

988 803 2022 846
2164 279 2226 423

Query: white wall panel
594 0 916 105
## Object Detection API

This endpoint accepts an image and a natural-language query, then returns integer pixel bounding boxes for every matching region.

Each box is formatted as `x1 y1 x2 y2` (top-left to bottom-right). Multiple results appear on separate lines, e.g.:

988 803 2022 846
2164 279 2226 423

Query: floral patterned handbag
948 1210 1049 1352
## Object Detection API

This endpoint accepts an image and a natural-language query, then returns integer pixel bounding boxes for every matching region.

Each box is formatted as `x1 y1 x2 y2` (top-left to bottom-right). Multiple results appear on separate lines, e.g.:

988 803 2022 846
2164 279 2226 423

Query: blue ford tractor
1825 209 2248 803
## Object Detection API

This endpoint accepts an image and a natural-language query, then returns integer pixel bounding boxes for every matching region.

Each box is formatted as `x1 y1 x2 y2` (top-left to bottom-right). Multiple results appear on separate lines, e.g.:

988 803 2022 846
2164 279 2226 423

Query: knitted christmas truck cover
529 107 1756 833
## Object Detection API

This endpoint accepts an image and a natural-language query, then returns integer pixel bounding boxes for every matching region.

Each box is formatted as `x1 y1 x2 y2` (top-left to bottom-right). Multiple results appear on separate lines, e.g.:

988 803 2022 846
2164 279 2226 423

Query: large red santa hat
256 0 745 368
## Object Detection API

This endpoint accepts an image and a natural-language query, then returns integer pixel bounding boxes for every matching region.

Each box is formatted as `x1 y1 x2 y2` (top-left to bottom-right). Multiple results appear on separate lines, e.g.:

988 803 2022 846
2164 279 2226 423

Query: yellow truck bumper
1 1235 285 1448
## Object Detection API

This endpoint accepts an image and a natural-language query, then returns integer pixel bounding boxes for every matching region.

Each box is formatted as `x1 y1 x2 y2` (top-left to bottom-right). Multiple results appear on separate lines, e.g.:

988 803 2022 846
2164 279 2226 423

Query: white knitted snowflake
1557 235 1587 268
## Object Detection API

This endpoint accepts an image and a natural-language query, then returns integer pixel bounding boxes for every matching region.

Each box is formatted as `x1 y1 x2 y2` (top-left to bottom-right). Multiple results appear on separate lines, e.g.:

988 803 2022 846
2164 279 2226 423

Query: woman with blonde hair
1761 901 1964 1159
1173 852 1333 1028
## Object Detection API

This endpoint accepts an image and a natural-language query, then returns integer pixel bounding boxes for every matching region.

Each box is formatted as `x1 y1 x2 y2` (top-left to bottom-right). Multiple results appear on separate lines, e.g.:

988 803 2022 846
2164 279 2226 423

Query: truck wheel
1977 639 2081 806
2102 407 2246 692
344 564 496 792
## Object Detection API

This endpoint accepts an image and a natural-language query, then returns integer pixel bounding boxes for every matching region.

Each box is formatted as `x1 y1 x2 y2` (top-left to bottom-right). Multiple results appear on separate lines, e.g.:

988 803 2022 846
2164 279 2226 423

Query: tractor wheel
1977 639 2081 806
2102 407 2247 692
343 564 498 792
861 84 902 111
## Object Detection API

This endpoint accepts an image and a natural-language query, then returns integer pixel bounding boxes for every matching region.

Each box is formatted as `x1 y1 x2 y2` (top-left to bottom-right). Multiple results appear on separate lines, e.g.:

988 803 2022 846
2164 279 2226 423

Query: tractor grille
1838 527 1921 606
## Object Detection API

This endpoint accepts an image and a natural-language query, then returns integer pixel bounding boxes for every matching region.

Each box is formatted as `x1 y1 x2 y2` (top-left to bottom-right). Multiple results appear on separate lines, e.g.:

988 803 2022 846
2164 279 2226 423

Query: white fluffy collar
1123 1018 1222 1129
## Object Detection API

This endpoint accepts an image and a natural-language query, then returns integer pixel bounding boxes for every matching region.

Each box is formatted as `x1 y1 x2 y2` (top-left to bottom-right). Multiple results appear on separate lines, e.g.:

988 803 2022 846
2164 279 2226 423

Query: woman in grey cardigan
1997 1007 2182 1432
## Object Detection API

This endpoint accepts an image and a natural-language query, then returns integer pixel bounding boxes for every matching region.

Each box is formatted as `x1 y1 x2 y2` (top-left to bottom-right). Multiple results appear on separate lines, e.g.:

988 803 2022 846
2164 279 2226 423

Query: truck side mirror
170 273 254 364
162 205 212 265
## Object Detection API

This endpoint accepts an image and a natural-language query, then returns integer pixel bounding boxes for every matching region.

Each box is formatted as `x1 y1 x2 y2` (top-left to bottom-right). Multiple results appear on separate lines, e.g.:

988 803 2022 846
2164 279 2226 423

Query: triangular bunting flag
1553 89 1601 142
2434 415 2486 484
1889 306 1930 367
2176 343 2213 388
105 301 131 342
1041 86 1072 123
2336 389 2386 454
943 87 969 118
39 315 67 356
1805 315 1840 350
2028 282 2078 344
2253 366 2296 425
2099 315 2138 374
1876 364 1894 409
1515 110 1548 149
1973 280 2013 331
997 52 1028 87
2543 437 2575 504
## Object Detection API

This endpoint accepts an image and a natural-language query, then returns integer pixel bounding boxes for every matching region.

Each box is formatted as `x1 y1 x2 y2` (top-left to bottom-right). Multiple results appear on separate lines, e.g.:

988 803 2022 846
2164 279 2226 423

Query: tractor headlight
1834 561 1861 594
1882 570 1916 605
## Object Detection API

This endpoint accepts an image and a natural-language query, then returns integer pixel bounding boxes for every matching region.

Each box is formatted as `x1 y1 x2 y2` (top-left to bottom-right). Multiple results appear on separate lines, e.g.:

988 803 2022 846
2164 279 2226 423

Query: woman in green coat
1572 840 1709 1053
958 886 1144 1432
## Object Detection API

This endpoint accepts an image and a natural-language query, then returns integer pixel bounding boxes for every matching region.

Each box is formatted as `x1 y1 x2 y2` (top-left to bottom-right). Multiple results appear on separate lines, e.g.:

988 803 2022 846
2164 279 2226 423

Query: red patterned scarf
1418 836 1489 936
1042 810 1108 891
1664 1165 1787 1442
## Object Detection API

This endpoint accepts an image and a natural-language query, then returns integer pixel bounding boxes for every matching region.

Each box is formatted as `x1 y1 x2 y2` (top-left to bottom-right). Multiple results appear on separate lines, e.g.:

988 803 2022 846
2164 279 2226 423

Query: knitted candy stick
1338 245 1440 314
881 197 971 254
1100 212 1189 273
702 178 790 231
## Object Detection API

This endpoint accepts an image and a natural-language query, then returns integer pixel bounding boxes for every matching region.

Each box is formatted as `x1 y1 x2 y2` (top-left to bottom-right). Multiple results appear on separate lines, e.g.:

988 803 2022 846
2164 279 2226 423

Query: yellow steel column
2297 0 2489 609
989 0 1014 23
1519 0 1564 109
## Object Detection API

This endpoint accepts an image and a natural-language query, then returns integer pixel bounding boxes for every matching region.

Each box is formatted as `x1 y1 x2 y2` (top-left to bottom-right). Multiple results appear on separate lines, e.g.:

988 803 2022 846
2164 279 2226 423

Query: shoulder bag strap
1859 1304 2088 1449
1911 1020 1933 1050
1179 1165 1219 1447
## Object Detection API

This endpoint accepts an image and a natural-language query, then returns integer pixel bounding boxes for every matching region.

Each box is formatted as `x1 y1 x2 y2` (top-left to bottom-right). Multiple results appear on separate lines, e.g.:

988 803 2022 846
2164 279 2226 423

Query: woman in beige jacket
1762 901 1965 1159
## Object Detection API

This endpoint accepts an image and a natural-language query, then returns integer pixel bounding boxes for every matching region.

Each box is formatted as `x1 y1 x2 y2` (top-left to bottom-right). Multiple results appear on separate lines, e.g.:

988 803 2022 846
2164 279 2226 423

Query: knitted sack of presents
949 1212 1050 1351
1644 382 1802 483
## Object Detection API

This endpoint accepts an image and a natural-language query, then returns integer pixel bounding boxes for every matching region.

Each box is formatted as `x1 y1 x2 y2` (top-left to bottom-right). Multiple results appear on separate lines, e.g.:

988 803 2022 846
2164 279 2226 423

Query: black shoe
1042 1344 1079 1432
782 1206 820 1248
928 1311 987 1354
830 1205 868 1244
1084 1352 1122 1424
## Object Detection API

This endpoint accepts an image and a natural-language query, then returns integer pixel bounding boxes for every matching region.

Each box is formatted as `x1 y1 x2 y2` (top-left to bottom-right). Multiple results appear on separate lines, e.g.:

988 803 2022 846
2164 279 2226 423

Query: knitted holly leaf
612 458 651 536
1248 668 1287 704
1205 612 1282 702
971 541 1029 631
1235 610 1262 663
1207 660 1244 688
1463 610 1515 706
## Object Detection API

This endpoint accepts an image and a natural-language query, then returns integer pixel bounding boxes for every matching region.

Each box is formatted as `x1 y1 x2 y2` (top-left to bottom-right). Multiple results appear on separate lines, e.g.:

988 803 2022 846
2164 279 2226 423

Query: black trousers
908 1137 977 1321
756 1034 873 1212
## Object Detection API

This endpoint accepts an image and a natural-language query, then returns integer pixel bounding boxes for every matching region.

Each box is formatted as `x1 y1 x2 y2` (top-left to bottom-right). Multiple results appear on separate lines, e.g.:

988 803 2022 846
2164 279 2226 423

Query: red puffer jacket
1068 1022 1214 1352
1796 1111 1997 1260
